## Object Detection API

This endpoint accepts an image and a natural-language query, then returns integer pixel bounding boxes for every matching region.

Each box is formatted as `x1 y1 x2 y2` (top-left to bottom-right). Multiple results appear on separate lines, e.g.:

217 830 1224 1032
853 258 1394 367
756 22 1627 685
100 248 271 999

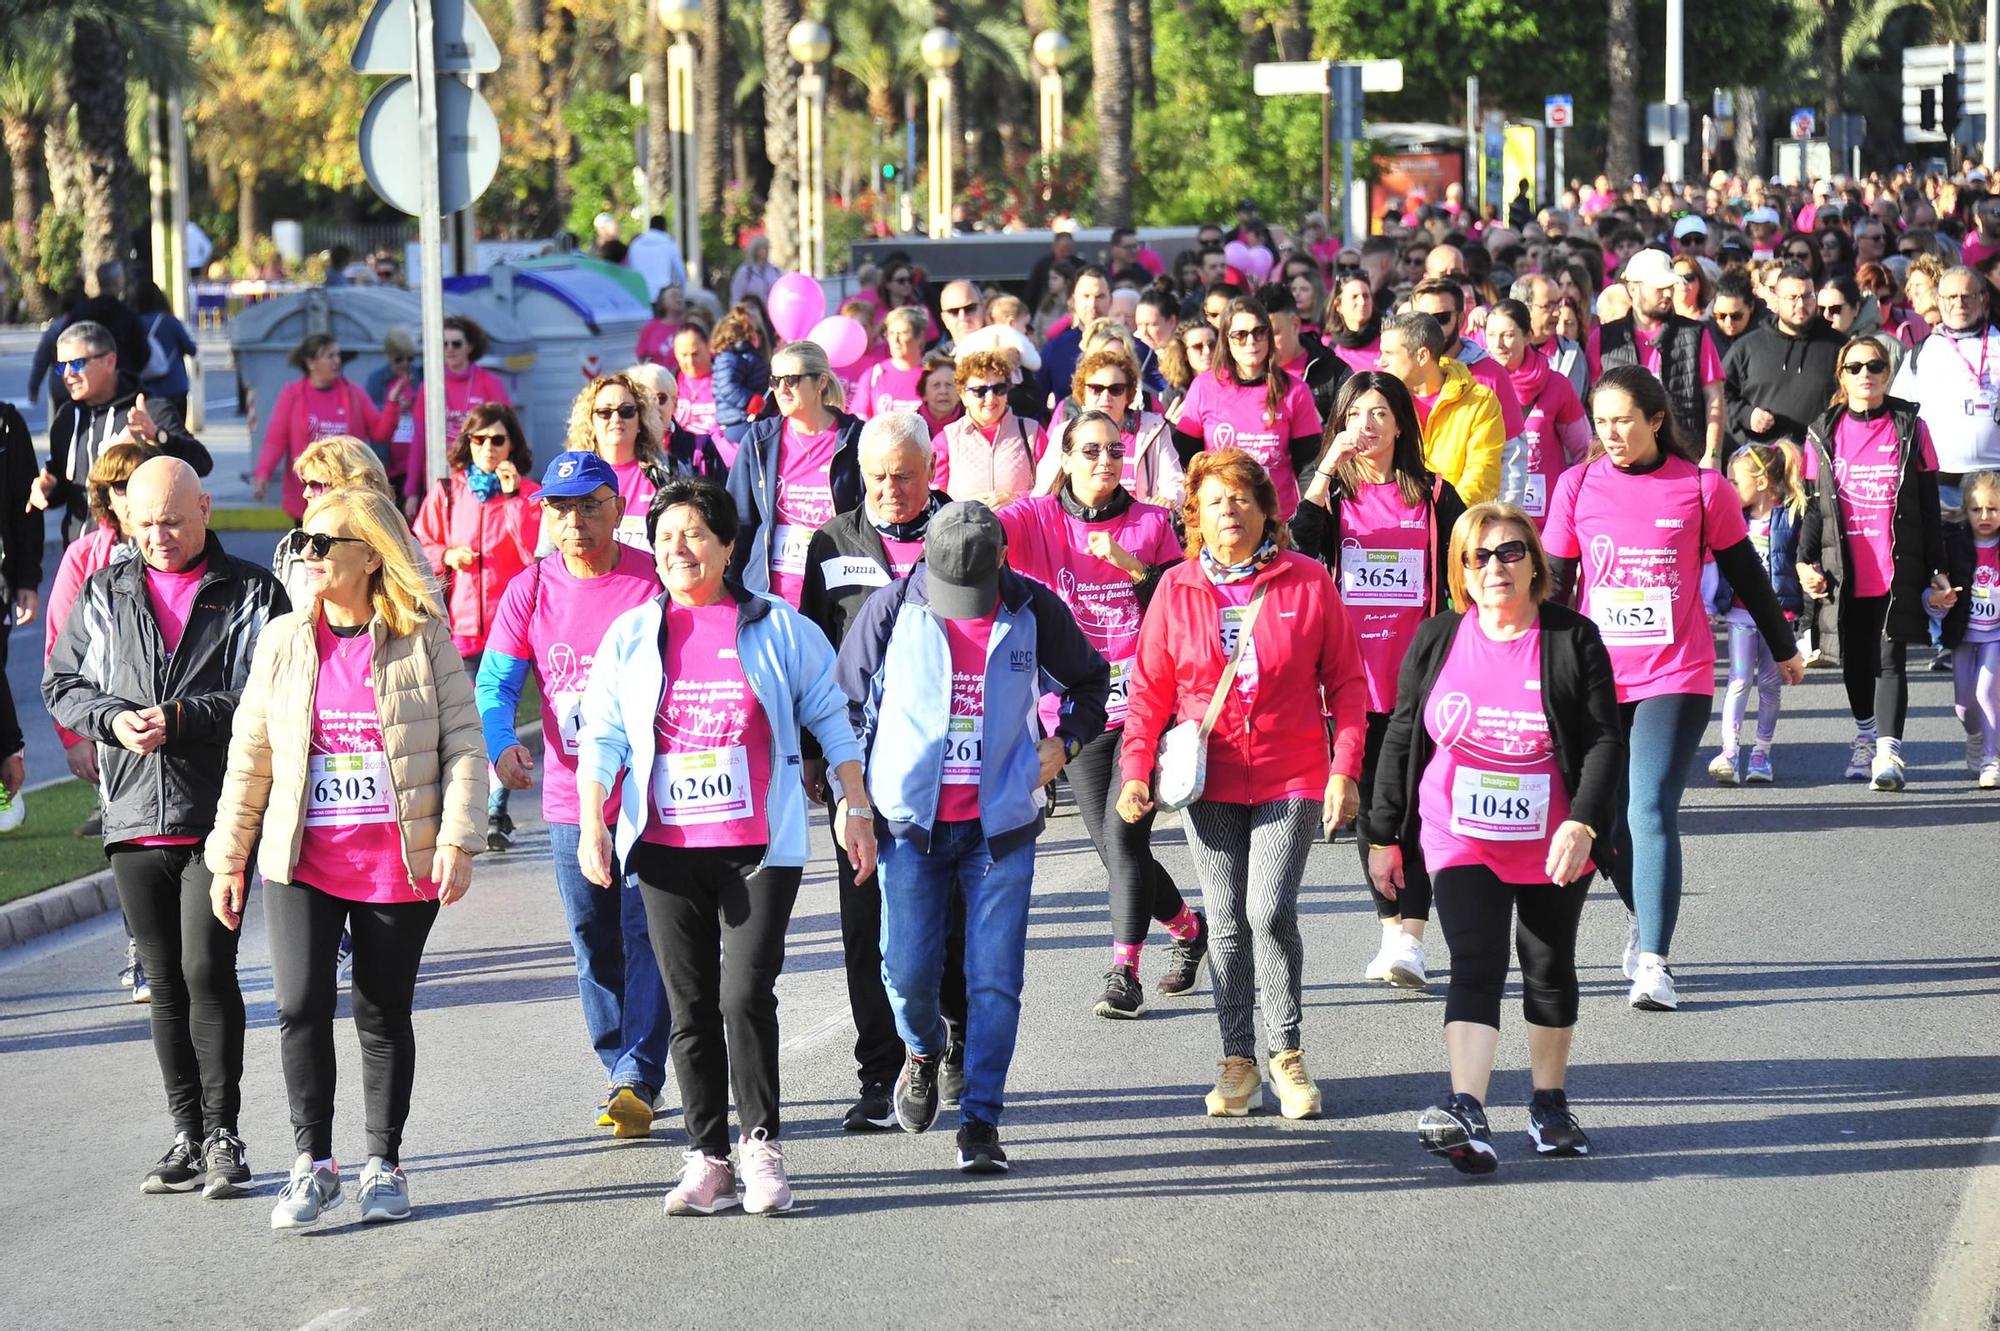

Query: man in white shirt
624 215 689 299
1890 266 2000 513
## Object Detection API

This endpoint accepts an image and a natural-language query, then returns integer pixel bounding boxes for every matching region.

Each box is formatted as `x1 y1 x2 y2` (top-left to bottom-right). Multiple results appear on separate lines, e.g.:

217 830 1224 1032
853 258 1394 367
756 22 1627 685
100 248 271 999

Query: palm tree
1088 0 1132 226
1605 0 1640 185
699 0 729 236
760 0 802 268
0 53 51 252
69 16 130 286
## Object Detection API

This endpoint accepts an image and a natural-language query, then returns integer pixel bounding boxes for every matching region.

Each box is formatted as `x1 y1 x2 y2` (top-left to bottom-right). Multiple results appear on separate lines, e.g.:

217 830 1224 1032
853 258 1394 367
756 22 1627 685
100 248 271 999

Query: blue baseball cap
540 450 619 498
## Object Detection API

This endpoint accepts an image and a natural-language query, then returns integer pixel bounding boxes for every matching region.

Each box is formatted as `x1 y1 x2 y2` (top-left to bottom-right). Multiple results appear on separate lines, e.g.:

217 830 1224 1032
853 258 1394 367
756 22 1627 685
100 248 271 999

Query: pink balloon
1223 240 1252 271
1241 245 1276 283
768 271 827 342
808 314 868 369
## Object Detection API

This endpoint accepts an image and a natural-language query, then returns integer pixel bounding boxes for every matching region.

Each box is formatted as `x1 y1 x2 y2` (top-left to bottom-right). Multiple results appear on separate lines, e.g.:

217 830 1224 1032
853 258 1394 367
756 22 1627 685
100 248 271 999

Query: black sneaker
143 1132 205 1193
201 1127 252 1199
1417 1093 1498 1176
1155 913 1209 996
486 811 516 852
938 1039 965 1110
956 1118 1009 1174
1092 967 1146 1019
843 1082 895 1132
893 1050 940 1133
1527 1088 1591 1157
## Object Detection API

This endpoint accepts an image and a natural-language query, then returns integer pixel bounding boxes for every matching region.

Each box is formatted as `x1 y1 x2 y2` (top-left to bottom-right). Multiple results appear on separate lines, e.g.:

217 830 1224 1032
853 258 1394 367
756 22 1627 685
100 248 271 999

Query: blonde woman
855 307 929 420
207 487 487 1231
566 370 677 549
272 434 404 608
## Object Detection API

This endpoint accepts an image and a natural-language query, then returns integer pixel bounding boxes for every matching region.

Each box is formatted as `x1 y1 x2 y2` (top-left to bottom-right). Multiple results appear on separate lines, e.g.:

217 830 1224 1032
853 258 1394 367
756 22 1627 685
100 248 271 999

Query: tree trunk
1734 85 1766 177
645 19 671 220
761 0 801 269
1129 0 1155 110
1275 0 1310 62
71 18 132 287
1604 0 1641 186
1089 0 1133 226
4 113 37 251
1820 0 1845 126
44 61 80 219
546 6 577 224
698 0 729 229
237 162 258 251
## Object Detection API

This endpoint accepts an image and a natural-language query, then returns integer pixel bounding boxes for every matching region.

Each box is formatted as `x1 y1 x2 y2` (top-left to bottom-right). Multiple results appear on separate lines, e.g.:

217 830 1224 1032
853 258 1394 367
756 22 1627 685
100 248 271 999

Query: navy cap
926 501 1004 621
540 450 619 498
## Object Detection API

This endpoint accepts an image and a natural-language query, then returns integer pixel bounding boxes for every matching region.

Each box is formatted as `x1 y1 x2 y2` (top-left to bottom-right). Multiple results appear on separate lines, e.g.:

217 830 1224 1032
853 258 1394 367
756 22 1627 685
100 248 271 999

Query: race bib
614 514 651 551
771 523 814 577
1341 546 1426 607
651 745 753 826
306 751 394 827
1973 587 1998 625
1220 605 1259 696
943 715 983 785
1590 585 1676 646
1449 768 1550 842
553 689 585 756
1106 656 1132 727
392 412 414 446
1521 472 1548 518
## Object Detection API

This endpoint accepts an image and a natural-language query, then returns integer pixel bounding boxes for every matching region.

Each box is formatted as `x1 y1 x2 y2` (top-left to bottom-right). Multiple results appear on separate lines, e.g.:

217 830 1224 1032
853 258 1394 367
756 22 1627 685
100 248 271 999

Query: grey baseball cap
926 501 1004 621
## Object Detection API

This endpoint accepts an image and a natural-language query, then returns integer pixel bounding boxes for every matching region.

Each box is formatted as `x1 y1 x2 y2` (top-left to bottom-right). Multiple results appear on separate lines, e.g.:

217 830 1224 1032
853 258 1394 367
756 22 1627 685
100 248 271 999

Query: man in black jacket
1258 282 1350 425
45 457 288 1200
1723 263 1843 449
36 320 212 543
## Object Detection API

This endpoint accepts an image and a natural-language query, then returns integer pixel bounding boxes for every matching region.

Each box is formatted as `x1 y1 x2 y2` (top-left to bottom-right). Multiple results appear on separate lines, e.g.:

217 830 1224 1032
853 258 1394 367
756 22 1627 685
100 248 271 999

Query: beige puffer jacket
204 608 488 888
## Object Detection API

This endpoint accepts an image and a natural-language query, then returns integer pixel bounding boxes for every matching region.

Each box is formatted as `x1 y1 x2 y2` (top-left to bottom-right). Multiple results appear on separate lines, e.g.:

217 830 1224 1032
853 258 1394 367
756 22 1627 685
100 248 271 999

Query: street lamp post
1032 30 1069 203
656 0 703 288
789 20 831 278
921 27 960 239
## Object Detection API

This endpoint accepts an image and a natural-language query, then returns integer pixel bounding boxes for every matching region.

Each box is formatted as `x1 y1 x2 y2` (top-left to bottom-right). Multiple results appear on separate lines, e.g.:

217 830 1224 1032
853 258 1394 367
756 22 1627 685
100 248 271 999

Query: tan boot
1204 1056 1263 1117
1269 1048 1322 1119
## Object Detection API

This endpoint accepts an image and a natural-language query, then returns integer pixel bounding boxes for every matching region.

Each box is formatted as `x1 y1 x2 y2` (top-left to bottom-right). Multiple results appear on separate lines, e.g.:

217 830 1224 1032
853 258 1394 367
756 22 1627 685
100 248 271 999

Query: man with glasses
1672 214 1710 260
478 451 672 1139
1724 263 1843 449
1587 247 1728 465
1853 220 1889 268
1892 267 2000 517
936 280 986 355
1509 273 1586 395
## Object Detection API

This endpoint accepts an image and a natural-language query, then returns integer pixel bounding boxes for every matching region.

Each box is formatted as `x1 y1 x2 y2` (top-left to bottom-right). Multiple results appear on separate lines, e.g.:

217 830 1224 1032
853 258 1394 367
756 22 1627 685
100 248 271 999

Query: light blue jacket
576 582 863 872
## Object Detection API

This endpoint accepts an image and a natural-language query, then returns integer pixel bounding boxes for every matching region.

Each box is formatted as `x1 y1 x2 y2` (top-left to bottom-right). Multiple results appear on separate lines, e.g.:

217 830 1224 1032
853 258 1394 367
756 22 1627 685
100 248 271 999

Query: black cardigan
1288 475 1468 617
1364 602 1627 872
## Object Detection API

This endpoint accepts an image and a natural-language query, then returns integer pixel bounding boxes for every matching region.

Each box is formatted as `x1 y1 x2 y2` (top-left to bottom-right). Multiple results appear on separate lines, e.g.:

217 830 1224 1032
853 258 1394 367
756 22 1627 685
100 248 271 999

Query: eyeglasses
469 430 511 446
1228 328 1268 343
57 351 109 375
1899 246 1922 257
771 373 810 391
1841 359 1889 375
543 497 609 519
1083 380 1131 398
1786 249 1814 260
443 338 467 350
963 383 1007 398
287 531 368 559
593 404 640 420
1074 443 1128 461
1464 540 1530 569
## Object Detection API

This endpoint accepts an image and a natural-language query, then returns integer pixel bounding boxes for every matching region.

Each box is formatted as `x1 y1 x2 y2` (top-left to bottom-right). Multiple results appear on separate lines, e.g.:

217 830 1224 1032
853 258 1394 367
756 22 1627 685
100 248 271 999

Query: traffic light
1922 88 1937 132
1945 72 1963 136
882 162 898 183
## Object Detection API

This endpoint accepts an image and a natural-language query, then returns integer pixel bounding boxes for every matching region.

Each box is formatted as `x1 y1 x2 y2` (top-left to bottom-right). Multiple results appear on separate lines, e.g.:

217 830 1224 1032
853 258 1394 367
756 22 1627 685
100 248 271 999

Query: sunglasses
1714 309 1750 323
1228 328 1268 343
1786 249 1814 260
1899 246 1922 257
57 351 108 375
300 479 331 499
963 383 1007 398
1083 381 1131 398
1820 301 1847 314
1464 540 1530 569
1841 359 1889 375
943 303 980 318
1074 443 1128 461
771 373 811 391
1185 337 1217 352
593 404 640 420
443 339 467 350
469 431 511 446
287 531 368 559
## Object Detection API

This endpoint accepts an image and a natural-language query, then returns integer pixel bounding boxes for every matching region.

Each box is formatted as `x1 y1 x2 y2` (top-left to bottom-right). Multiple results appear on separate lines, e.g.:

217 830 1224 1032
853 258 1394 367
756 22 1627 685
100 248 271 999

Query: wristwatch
844 802 873 818
1061 734 1083 762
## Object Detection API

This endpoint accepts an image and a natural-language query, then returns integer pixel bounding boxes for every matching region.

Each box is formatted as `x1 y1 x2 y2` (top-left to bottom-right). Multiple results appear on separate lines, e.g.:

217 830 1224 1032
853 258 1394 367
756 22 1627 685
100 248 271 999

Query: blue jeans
878 820 1036 1127
547 821 671 1093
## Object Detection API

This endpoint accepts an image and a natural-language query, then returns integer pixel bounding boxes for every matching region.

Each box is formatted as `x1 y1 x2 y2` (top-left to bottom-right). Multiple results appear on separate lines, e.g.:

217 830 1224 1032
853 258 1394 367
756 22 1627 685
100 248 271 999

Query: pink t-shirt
1512 362 1588 526
1832 412 1938 598
1968 540 2000 643
1330 341 1381 375
485 547 662 824
1176 372 1322 519
145 558 207 655
768 420 841 607
936 614 995 823
1543 454 1748 702
858 361 926 420
1418 614 1585 885
1459 353 1526 439
882 536 925 577
998 494 1181 730
1336 483 1430 714
642 601 773 848
1584 322 1725 384
675 372 718 436
1963 235 2000 271
293 620 434 904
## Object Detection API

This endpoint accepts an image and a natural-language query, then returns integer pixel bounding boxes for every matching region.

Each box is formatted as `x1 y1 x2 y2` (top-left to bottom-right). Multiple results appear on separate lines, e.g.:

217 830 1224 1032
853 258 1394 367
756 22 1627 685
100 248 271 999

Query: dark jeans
266 878 440 1164
1607 692 1709 957
1432 865 1591 1029
547 821 671 1094
111 845 244 1138
1359 710 1433 922
1839 594 1910 737
1068 727 1188 945
631 841 802 1158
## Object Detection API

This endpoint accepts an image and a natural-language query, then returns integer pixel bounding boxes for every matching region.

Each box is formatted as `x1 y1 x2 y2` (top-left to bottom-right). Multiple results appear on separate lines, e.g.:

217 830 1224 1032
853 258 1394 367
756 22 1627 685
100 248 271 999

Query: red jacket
256 377 398 520
412 472 542 655
1120 549 1366 804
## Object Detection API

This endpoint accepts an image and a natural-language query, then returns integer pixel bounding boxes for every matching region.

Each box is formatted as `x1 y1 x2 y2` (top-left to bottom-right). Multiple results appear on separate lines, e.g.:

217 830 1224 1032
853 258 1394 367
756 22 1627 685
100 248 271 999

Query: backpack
140 314 173 381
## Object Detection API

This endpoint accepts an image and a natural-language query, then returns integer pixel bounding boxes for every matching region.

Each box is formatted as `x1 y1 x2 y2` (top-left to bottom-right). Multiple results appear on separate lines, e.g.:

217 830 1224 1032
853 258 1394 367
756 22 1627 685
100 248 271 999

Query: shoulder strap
1198 581 1268 740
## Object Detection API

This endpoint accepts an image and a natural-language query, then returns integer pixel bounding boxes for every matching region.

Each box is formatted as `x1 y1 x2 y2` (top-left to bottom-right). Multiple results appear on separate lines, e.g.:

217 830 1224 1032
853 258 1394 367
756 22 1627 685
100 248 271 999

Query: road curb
1916 1104 2000 1331
0 867 117 950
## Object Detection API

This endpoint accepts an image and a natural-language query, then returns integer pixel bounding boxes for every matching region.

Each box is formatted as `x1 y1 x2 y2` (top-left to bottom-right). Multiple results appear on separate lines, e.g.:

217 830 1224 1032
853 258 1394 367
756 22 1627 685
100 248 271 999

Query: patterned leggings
1182 798 1320 1059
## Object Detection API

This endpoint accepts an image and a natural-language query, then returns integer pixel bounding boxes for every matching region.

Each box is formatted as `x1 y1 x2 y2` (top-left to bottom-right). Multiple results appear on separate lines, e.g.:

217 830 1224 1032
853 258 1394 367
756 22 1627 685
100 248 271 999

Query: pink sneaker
739 1129 793 1215
663 1149 739 1216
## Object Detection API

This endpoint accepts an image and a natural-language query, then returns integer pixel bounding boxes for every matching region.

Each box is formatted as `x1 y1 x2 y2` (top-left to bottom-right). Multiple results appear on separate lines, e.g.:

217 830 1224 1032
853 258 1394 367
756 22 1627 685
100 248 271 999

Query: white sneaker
1706 750 1739 785
1363 928 1399 981
1981 762 2000 791
1869 753 1906 792
738 1129 793 1216
1384 932 1427 990
0 785 24 833
1844 737 1874 780
1621 915 1641 980
1628 959 1679 1011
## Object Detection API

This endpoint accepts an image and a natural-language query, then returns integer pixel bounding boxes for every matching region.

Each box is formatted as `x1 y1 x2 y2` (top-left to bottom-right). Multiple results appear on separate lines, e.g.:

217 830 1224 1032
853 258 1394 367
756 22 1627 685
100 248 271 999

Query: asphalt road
1 659 1995 1331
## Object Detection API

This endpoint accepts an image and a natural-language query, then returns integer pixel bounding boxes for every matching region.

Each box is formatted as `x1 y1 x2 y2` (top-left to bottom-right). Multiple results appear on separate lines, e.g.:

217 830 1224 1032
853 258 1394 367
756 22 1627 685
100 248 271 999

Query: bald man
938 280 987 354
45 455 288 1198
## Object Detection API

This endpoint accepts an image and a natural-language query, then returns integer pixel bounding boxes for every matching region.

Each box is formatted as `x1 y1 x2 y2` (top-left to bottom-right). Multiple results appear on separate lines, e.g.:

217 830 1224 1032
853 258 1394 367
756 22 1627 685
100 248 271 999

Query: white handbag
1154 583 1267 812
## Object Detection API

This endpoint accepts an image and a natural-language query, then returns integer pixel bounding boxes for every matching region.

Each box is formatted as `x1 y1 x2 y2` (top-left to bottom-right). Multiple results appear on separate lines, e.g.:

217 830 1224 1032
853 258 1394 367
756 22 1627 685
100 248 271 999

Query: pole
1039 71 1062 203
147 93 168 297
412 0 449 502
1987 0 1998 168
927 73 953 238
1320 79 1333 229
1465 76 1479 204
1664 0 1685 183
668 35 701 290
797 67 825 276
167 78 199 430
1554 127 1566 210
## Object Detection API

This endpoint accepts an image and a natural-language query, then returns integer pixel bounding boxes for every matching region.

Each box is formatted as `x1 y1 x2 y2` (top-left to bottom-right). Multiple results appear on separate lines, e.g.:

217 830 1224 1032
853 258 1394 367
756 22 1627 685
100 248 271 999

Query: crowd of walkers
20 163 2000 1226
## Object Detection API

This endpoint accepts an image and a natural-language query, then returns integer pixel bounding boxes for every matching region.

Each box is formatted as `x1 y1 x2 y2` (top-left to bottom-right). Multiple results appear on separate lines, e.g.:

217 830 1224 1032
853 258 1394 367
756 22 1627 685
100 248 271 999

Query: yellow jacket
1421 359 1506 505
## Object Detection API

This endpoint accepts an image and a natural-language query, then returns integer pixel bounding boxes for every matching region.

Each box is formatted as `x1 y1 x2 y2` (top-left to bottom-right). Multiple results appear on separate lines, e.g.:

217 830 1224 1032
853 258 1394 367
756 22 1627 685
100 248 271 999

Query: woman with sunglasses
208 487 487 1229
1800 335 1950 793
1367 503 1624 1174
1294 372 1465 990
725 339 865 609
1819 227 1856 282
933 348 1040 510
1158 321 1217 421
256 333 402 522
1777 231 1824 284
1323 271 1383 375
625 363 727 481
1670 257 1713 322
998 409 1198 1019
402 315 510 508
1170 297 1324 520
565 371 686 552
1543 365 1803 1013
1031 345 1186 507
273 436 408 610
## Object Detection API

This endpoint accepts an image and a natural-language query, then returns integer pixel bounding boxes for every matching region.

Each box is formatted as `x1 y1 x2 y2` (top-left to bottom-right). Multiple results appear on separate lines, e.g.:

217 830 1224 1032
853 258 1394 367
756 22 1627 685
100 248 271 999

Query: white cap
1620 247 1680 289
1744 206 1782 227
1672 215 1708 240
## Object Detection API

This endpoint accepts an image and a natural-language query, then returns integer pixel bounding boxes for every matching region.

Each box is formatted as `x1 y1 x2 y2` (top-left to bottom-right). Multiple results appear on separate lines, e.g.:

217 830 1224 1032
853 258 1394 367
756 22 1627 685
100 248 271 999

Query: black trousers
0 618 21 759
112 845 244 1138
1067 727 1188 945
1839 594 1910 738
265 878 440 1163
828 800 964 1090
1359 711 1433 921
631 841 803 1158
1431 865 1591 1030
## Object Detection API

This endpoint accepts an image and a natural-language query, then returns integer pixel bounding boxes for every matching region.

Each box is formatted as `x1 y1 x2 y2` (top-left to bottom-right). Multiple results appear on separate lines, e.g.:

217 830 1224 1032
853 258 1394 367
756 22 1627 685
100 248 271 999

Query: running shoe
739 1130 794 1214
1418 1094 1498 1175
1982 762 2000 791
1744 749 1775 784
142 1133 204 1194
0 782 26 833
1364 926 1398 981
200 1128 251 1199
1205 1055 1263 1117
1092 967 1146 1019
1930 646 1953 672
894 1049 940 1133
1268 1049 1323 1120
1527 1088 1591 1157
664 1150 740 1216
843 1082 895 1132
1628 958 1679 1011
595 1090 616 1128
938 1039 965 1110
1844 737 1873 780
606 1083 655 1138
75 808 102 839
357 1157 412 1222
270 1154 341 1229
335 929 354 982
1384 932 1427 990
119 938 139 989
1869 753 1906 792
1621 914 1641 981
132 971 152 1004
1968 730 1986 774
1154 913 1208 996
1706 750 1740 785
486 811 515 852
956 1118 1009 1174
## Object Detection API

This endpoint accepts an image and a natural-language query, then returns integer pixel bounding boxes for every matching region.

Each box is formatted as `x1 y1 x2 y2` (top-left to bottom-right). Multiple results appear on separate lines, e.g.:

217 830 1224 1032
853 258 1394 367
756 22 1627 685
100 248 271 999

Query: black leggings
1359 711 1432 922
1431 865 1591 1030
1840 594 1910 738
112 845 244 1137
631 842 802 1158
266 879 440 1163
1068 727 1189 945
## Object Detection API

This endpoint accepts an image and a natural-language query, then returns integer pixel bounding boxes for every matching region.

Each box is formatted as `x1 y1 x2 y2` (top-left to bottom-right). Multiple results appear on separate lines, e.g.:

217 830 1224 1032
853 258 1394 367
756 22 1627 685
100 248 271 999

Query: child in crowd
1709 441 1808 784
1937 470 2000 788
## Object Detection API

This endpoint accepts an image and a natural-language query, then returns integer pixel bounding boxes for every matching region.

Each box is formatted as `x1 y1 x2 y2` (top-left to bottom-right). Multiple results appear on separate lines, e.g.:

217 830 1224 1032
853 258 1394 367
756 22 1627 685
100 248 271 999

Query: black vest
1598 315 1708 448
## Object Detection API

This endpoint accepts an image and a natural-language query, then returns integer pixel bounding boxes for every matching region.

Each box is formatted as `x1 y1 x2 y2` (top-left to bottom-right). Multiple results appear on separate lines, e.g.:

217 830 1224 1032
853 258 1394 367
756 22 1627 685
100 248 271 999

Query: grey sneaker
271 1153 342 1230
357 1157 412 1222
